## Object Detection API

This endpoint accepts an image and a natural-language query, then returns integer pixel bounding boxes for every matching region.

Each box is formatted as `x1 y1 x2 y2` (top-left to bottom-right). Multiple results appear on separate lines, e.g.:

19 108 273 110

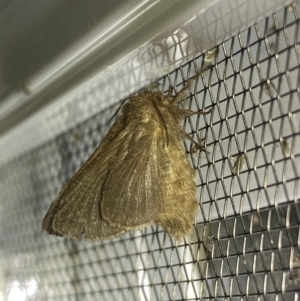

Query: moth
42 74 211 241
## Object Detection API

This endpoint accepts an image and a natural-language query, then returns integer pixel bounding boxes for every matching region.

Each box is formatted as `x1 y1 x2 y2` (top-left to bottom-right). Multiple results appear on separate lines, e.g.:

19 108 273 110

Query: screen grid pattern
0 3 299 301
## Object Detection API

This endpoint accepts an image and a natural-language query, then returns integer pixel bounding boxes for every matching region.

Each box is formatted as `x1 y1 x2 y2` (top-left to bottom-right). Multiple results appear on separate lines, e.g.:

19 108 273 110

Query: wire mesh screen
0 3 300 301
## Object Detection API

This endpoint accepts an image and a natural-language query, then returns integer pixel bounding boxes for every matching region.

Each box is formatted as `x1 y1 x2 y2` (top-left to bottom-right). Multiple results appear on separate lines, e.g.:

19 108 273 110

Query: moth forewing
100 118 163 228
42 115 131 241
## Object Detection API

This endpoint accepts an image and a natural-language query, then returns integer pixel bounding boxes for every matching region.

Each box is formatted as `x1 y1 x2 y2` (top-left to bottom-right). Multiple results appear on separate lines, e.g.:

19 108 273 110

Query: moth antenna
150 98 169 146
110 94 143 121
109 99 128 121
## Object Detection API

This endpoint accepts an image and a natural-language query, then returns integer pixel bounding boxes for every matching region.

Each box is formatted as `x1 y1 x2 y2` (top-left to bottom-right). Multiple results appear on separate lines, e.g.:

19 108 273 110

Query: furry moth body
42 81 207 241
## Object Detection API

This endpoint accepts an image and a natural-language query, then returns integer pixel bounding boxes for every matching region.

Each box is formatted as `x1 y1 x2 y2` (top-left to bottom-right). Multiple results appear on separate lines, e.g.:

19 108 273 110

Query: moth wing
42 182 126 241
42 115 129 241
101 127 164 228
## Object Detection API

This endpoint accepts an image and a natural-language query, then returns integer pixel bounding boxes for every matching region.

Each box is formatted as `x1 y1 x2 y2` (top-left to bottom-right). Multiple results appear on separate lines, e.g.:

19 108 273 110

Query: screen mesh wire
0 2 299 301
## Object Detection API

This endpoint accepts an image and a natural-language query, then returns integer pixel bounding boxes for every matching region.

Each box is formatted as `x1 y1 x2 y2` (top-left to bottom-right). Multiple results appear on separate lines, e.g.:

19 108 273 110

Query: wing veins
109 139 152 218
120 145 153 221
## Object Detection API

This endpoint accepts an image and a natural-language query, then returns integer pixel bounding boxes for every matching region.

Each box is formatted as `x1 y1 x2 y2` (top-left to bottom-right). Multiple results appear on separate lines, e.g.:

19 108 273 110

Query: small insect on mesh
0 2 299 301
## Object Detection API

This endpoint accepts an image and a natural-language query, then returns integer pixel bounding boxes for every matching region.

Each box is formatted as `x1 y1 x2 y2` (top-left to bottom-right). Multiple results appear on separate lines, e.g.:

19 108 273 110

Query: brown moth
42 74 211 241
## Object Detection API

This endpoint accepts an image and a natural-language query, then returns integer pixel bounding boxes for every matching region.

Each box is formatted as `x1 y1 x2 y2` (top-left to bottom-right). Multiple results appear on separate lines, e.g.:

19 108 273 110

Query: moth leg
182 131 207 153
181 107 212 152
171 79 197 104
171 64 213 104
180 107 213 116
191 137 210 154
